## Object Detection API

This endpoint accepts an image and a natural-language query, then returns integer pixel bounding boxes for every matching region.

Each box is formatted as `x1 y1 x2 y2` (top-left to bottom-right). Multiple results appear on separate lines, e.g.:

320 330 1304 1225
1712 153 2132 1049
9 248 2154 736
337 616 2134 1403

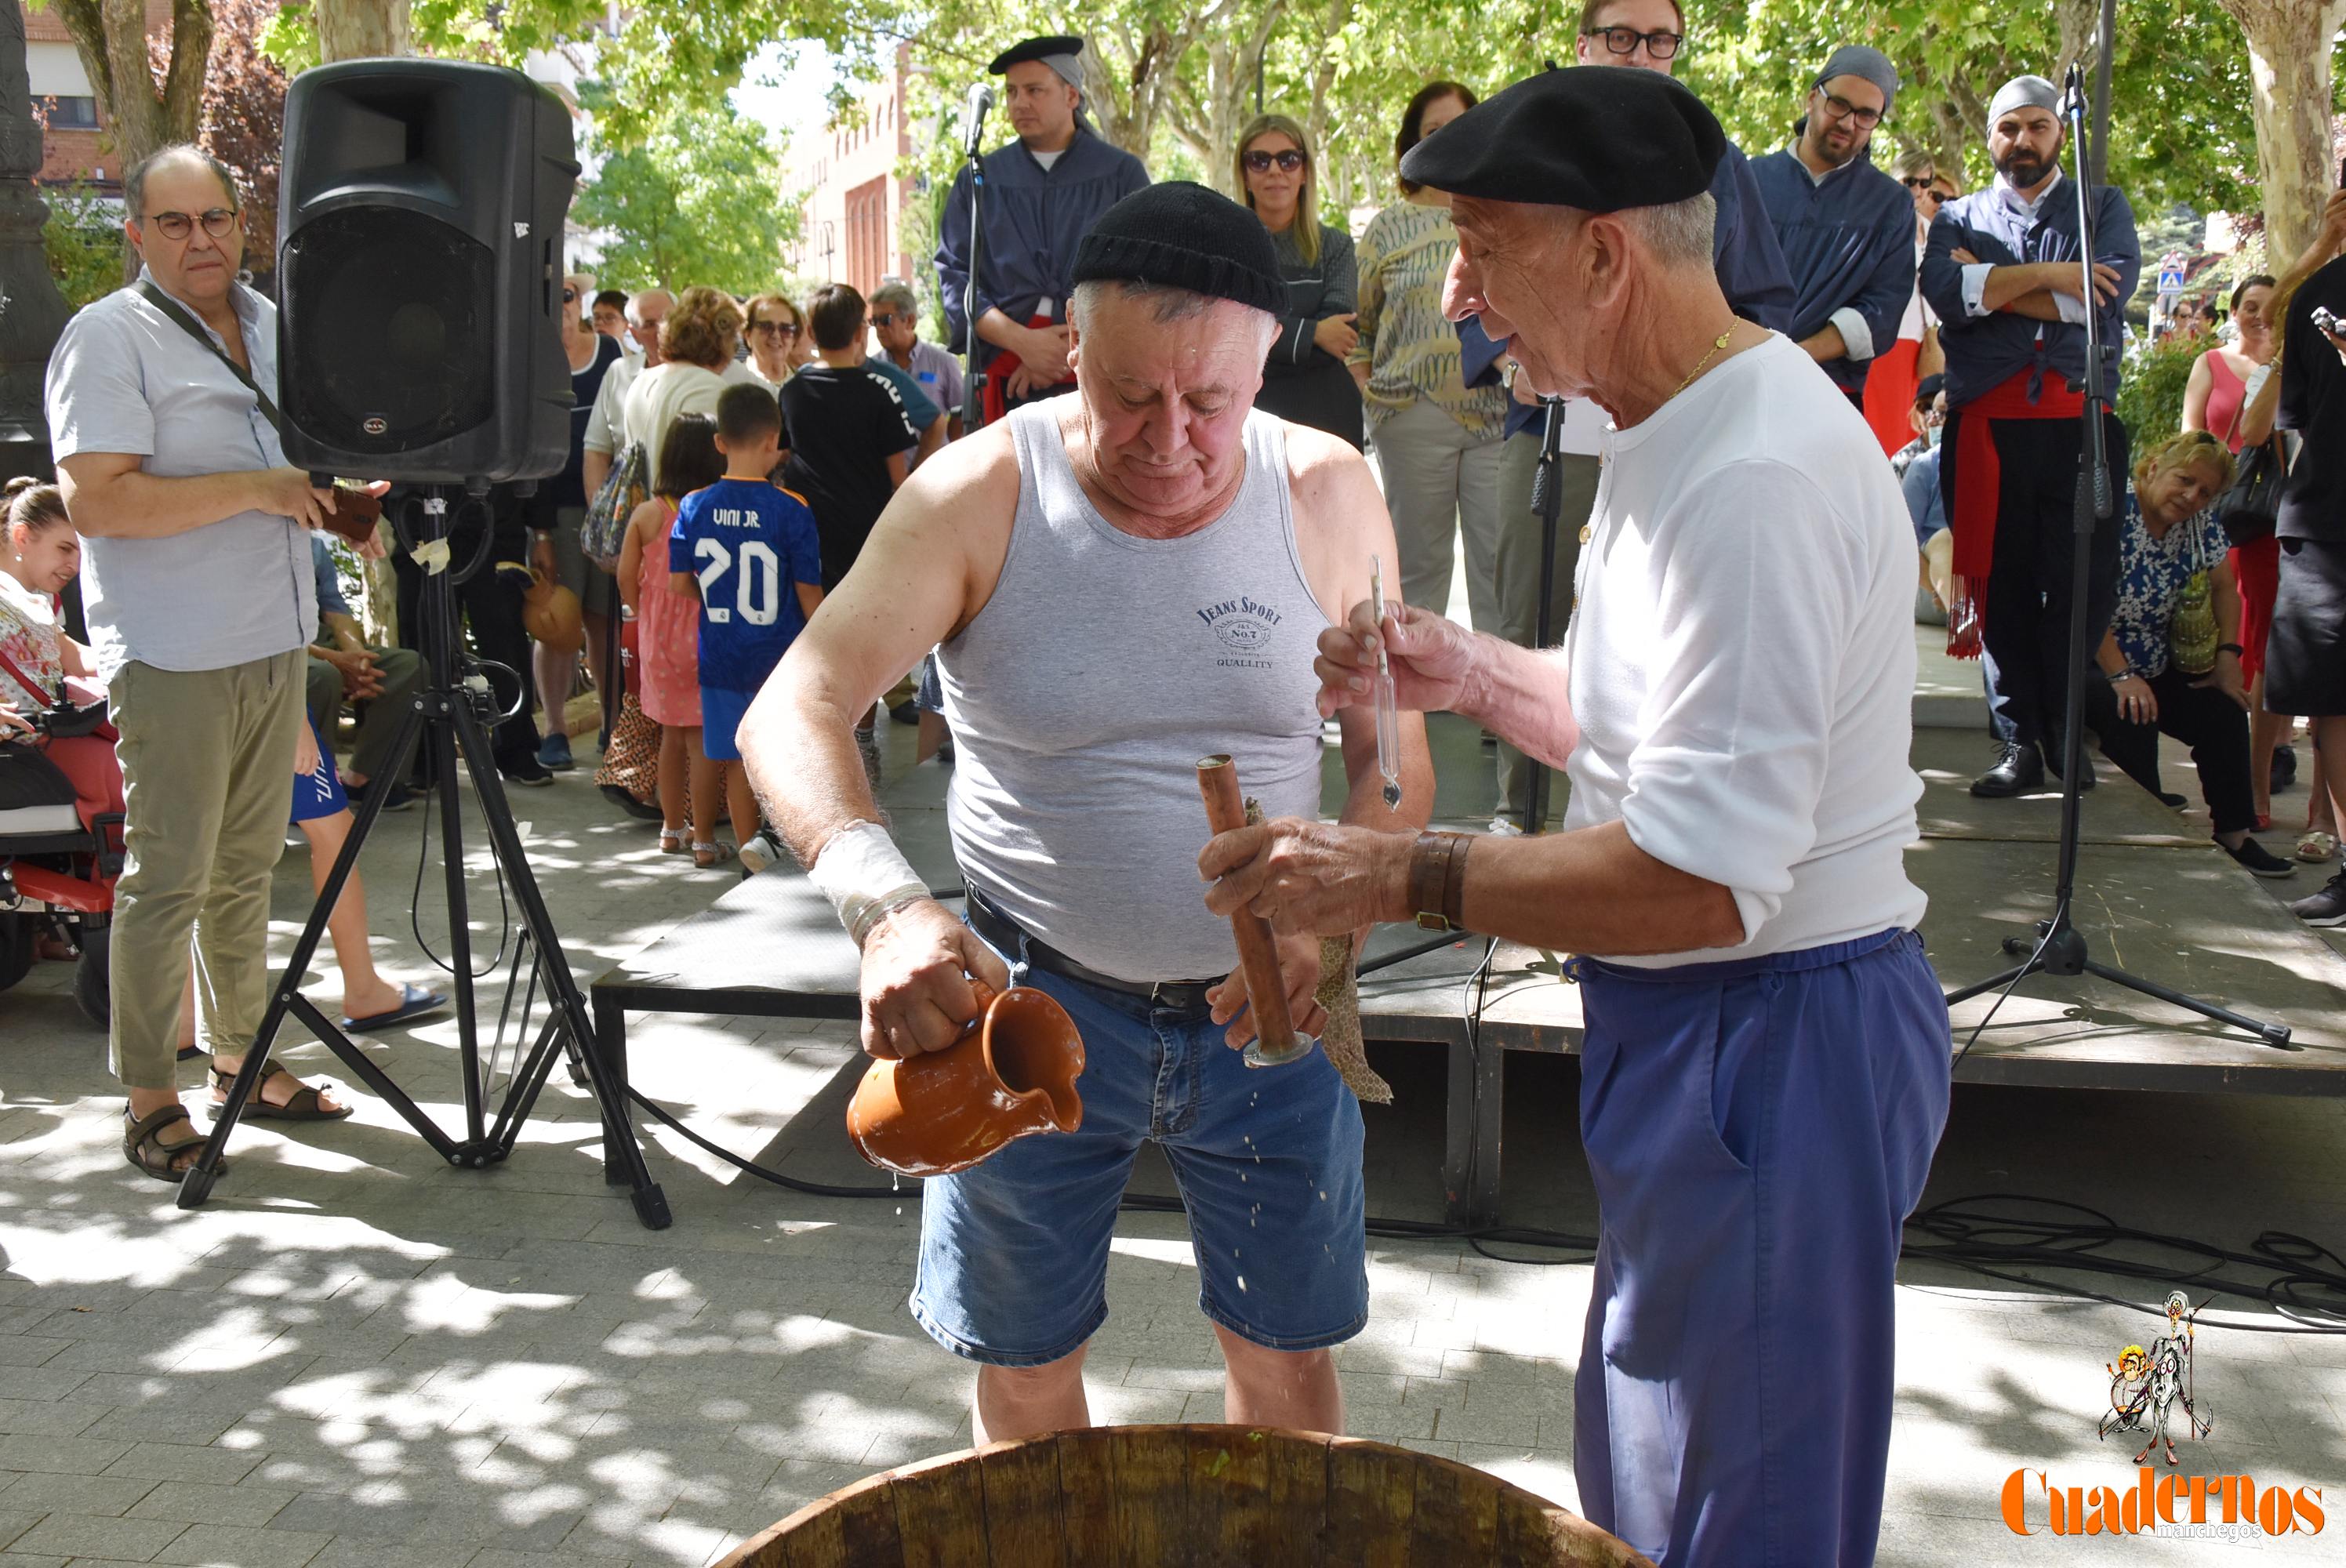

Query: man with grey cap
1750 46 1920 399
746 183 1429 1446
1196 67 1948 1566
935 34 1149 426
1921 73 2139 797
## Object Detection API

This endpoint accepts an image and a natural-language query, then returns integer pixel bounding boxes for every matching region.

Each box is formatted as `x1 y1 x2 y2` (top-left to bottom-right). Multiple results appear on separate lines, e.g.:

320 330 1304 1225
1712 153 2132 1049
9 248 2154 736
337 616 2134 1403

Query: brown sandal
122 1104 225 1183
210 1062 355 1122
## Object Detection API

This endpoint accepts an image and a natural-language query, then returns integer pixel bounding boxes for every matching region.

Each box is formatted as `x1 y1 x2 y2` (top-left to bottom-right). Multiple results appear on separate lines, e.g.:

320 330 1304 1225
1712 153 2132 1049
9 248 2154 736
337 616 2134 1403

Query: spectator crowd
12 2 2346 1184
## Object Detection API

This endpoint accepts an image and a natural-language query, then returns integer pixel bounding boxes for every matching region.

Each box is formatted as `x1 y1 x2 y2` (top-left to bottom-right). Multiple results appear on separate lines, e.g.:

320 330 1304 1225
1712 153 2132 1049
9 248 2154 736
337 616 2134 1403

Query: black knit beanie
1072 182 1288 317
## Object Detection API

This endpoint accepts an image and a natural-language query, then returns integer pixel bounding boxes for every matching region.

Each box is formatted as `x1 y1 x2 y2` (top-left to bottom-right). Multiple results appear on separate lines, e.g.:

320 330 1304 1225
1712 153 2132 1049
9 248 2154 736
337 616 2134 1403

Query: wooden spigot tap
1197 754 1311 1067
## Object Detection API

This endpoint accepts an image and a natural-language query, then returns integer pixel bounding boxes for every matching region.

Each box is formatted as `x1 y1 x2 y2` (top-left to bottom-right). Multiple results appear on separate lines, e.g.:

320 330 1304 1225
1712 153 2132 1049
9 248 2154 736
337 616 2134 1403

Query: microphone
961 82 993 159
2061 61 2087 119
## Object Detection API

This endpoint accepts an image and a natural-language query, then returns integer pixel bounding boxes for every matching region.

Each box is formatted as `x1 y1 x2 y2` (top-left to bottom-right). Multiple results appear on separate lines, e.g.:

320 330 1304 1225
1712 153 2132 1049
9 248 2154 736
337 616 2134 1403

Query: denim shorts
909 923 1370 1367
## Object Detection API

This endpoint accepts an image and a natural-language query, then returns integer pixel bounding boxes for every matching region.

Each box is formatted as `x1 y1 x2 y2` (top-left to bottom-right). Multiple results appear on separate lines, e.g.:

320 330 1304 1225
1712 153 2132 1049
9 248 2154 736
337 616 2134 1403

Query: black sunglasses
1901 175 1934 190
870 312 912 328
750 319 801 337
1582 26 1681 59
1243 148 1307 173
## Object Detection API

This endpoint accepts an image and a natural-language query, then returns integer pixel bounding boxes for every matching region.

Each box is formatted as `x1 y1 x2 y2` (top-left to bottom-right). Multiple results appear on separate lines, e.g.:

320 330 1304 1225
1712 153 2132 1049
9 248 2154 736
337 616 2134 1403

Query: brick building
786 45 921 299
19 0 178 191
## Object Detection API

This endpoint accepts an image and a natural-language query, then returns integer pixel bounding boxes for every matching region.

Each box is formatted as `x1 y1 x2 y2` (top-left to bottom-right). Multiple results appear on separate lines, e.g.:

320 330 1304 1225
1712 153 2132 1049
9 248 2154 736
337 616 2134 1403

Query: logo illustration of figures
2100 1291 2215 1466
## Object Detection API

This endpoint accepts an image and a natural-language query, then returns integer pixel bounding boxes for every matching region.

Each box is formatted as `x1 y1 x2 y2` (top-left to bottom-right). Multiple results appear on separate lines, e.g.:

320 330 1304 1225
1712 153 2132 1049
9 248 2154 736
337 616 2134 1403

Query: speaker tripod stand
178 490 673 1225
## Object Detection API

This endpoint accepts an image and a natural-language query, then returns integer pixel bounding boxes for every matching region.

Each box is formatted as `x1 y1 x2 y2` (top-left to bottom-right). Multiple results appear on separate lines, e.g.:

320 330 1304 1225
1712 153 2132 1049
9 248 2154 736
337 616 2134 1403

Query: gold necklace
1672 328 1734 401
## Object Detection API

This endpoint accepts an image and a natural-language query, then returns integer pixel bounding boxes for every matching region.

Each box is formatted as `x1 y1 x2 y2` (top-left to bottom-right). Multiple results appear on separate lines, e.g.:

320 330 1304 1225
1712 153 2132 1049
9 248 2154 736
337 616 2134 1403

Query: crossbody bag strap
136 280 282 433
0 642 59 709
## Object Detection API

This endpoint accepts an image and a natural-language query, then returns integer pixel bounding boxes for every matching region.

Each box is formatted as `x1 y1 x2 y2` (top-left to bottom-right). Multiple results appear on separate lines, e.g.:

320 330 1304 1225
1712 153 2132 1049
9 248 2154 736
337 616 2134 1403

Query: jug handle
958 978 997 1037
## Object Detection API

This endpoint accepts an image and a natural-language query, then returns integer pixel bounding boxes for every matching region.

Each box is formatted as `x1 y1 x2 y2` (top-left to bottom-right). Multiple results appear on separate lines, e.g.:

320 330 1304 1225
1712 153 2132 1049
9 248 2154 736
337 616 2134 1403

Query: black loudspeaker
276 60 578 488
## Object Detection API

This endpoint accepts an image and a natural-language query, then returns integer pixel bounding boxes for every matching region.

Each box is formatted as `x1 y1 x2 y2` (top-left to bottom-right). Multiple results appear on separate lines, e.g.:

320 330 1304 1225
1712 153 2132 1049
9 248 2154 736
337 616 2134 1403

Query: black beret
990 35 1084 74
1398 66 1725 211
1072 182 1288 317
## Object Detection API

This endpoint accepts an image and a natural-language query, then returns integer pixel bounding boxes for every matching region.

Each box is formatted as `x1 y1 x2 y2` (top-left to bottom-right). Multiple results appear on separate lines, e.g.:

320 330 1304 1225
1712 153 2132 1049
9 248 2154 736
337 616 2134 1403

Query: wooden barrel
717 1424 1653 1567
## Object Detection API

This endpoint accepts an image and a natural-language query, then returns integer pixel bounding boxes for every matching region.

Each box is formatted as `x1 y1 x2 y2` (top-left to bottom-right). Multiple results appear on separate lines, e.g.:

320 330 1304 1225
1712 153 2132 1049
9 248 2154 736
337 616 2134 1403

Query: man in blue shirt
1462 0 1794 829
46 145 383 1168
1921 74 2140 797
936 34 1149 426
1749 46 1919 401
670 383 825 870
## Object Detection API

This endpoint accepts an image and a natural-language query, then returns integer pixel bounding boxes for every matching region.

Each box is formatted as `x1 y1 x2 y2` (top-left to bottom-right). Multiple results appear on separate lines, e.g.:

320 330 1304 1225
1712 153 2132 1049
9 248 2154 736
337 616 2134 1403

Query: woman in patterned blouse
2083 432 2296 878
1349 82 1509 634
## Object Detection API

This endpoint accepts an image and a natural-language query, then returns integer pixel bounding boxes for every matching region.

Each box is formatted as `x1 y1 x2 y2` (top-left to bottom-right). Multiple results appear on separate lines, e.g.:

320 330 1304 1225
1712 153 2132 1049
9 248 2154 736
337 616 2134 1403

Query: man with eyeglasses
1458 0 1793 831
1750 48 1919 405
935 34 1149 427
870 282 967 442
1921 74 2141 798
45 144 387 1175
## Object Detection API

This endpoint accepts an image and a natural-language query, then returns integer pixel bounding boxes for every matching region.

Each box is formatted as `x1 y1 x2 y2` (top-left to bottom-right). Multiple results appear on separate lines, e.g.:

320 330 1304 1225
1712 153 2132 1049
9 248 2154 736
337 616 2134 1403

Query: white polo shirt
1564 332 1927 965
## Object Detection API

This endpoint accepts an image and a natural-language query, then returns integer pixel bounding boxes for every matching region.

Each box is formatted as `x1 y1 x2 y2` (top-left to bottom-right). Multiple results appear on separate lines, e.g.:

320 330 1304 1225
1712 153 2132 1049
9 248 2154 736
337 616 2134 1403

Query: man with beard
1750 46 1919 402
935 35 1149 426
1920 74 2140 797
1458 0 1792 830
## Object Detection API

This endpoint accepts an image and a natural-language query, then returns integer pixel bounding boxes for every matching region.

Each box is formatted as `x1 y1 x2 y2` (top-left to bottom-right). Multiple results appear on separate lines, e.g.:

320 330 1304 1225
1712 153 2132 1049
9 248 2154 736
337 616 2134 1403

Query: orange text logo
2002 1468 2324 1537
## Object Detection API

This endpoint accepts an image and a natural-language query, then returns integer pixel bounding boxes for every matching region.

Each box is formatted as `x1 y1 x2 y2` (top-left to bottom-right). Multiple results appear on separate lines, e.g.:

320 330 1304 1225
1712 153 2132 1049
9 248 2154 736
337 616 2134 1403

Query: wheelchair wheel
0 911 34 992
72 920 109 1028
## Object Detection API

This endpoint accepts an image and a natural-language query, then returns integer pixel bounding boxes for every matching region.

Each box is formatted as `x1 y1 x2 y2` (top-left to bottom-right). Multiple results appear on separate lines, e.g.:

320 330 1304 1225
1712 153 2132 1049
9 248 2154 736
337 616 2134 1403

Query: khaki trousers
107 650 304 1090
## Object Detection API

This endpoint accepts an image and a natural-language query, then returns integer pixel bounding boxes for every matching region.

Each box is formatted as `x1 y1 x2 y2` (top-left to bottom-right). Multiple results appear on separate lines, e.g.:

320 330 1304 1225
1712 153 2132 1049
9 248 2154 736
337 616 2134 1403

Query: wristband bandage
810 820 928 946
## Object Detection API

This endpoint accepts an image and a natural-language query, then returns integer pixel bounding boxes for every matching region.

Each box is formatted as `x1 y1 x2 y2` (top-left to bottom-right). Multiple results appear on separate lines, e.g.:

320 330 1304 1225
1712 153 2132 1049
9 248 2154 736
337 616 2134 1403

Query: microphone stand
960 93 989 430
1518 396 1569 834
1942 64 2290 1050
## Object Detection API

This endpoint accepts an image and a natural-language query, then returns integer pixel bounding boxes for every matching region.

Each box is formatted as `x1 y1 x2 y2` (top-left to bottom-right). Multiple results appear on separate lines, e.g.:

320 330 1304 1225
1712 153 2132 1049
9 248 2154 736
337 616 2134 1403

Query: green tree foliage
258 0 2345 254
37 180 125 310
568 84 799 294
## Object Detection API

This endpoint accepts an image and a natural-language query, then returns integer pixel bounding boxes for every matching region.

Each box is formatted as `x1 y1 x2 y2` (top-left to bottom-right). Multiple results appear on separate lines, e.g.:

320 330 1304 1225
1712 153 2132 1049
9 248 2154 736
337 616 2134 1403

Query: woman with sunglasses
1233 114 1365 451
1861 148 1950 457
743 292 813 388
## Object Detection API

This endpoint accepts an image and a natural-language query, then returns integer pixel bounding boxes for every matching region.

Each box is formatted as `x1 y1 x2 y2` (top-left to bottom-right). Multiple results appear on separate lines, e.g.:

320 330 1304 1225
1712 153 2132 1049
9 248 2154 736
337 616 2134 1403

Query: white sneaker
1487 815 1525 837
739 832 785 873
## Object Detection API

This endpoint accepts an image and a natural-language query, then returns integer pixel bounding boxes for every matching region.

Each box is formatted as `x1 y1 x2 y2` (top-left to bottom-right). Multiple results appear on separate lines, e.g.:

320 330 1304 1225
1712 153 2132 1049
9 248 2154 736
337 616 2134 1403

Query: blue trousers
1570 930 1951 1568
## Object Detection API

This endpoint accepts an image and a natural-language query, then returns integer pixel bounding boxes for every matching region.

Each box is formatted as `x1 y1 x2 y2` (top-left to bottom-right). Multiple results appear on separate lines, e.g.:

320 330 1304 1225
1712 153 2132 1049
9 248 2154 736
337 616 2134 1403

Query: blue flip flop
341 982 448 1033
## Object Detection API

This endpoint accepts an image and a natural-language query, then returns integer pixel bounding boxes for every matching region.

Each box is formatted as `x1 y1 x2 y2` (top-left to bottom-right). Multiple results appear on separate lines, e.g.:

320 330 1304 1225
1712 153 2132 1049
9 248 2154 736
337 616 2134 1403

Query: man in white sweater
1200 67 1952 1568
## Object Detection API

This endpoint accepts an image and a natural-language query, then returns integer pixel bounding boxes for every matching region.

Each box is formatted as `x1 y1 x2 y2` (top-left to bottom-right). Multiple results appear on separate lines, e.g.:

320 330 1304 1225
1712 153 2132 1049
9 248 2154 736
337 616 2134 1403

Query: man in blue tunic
1462 0 1793 829
1749 46 1919 403
1919 74 2139 797
935 34 1149 428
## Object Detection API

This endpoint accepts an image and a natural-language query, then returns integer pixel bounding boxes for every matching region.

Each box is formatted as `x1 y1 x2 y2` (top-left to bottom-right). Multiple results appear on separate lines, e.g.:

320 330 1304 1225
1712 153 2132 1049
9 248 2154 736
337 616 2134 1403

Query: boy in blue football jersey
670 383 824 869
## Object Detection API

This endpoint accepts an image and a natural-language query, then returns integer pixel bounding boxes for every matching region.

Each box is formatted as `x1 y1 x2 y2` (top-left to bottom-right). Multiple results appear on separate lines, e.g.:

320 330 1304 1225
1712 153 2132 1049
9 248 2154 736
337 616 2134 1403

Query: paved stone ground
3 714 2343 1566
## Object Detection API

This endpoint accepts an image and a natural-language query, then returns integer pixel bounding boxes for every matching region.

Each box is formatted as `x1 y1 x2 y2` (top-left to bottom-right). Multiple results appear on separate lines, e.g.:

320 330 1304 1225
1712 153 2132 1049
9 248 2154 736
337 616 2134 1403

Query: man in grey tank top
743 184 1430 1445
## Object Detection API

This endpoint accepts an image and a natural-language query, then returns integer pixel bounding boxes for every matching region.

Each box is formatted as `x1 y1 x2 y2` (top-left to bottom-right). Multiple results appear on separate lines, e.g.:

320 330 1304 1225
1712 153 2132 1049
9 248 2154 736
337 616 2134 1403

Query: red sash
1945 368 2086 657
981 313 1073 425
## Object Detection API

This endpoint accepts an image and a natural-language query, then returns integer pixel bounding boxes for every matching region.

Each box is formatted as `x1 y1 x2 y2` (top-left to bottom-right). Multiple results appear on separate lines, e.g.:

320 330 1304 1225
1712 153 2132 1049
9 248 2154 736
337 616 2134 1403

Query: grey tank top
938 401 1327 982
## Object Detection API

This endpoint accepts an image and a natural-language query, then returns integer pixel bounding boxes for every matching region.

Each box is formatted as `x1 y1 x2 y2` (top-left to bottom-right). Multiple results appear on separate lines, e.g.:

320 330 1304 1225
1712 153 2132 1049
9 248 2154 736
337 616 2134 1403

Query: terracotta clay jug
846 982 1084 1177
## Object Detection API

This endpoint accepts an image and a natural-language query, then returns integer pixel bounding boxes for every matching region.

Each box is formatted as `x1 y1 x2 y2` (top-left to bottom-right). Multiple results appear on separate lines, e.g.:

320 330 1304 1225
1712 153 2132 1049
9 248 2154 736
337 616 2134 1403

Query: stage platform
591 687 2346 1226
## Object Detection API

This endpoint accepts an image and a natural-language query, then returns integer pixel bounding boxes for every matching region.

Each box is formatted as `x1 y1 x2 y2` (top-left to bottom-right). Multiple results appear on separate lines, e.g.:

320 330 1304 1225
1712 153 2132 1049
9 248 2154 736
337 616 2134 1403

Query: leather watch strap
1440 833 1472 931
1409 832 1458 931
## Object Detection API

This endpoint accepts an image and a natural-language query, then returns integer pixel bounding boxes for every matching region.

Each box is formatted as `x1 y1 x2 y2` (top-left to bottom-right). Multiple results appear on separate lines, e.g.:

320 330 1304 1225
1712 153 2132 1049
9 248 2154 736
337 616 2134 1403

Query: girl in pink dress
619 413 733 864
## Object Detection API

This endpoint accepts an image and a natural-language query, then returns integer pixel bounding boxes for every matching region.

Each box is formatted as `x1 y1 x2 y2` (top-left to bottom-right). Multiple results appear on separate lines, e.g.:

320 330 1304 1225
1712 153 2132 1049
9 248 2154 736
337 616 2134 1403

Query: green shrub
39 181 125 310
2117 331 2207 450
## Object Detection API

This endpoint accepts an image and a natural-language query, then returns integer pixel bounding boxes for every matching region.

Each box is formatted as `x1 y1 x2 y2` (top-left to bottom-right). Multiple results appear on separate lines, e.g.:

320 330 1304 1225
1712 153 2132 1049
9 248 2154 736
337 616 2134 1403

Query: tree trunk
50 0 213 189
314 0 412 63
2220 0 2346 265
311 0 414 642
2 0 72 441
